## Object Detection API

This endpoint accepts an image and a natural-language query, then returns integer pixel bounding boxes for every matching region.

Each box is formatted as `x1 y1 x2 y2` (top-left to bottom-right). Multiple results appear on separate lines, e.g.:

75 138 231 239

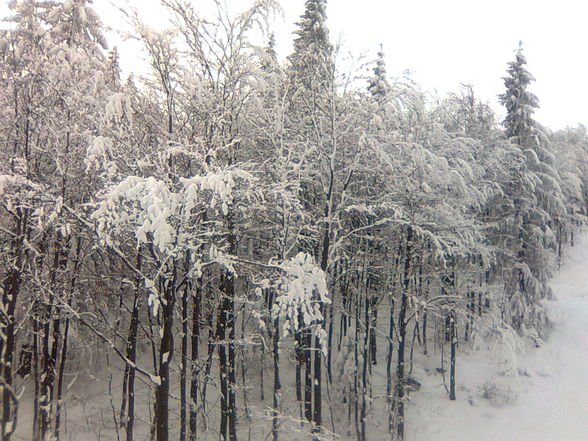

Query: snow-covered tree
367 45 391 104
499 43 539 147
2 3 588 441
288 0 333 94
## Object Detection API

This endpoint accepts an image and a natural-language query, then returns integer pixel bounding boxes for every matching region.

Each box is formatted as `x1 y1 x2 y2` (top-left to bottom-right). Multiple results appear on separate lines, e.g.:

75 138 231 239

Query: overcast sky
2 0 587 131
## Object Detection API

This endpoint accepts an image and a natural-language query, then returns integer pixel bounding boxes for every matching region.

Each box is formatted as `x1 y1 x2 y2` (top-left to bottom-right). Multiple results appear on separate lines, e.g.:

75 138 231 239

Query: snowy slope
409 231 588 441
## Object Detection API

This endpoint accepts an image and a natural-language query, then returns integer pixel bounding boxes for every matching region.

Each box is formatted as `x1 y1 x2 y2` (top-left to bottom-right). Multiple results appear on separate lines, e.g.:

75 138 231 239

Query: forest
1 0 588 440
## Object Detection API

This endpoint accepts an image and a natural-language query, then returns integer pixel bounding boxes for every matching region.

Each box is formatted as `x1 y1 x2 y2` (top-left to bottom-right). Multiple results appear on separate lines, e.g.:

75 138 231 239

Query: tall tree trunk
327 304 334 383
449 311 457 401
386 297 395 404
228 277 237 441
120 250 142 441
304 329 313 424
189 278 202 441
218 296 228 440
369 296 378 365
386 297 395 436
313 194 332 438
272 311 281 441
353 281 360 441
312 334 322 437
55 235 82 441
218 266 237 441
0 209 27 441
32 314 40 440
422 311 428 355
180 277 190 441
295 328 303 409
155 274 176 441
395 226 412 440
360 285 369 441
54 317 69 441
39 240 65 441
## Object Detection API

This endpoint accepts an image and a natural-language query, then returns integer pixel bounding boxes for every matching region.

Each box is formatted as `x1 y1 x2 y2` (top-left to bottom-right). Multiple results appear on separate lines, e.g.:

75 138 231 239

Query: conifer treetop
288 0 333 91
368 44 391 103
499 43 539 147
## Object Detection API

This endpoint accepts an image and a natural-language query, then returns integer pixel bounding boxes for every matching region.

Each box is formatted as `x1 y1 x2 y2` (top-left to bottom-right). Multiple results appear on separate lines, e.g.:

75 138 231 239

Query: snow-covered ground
14 235 588 441
409 232 588 441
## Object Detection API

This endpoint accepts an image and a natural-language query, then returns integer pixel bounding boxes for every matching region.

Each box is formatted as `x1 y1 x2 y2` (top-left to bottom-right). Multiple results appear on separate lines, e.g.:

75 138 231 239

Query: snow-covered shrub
477 380 518 407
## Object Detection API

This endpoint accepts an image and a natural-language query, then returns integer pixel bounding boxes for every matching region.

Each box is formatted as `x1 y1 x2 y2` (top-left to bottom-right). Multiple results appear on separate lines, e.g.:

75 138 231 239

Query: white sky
2 0 587 130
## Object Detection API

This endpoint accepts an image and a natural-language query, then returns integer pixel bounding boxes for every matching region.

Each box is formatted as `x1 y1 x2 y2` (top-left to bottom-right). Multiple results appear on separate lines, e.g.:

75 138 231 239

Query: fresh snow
408 231 588 441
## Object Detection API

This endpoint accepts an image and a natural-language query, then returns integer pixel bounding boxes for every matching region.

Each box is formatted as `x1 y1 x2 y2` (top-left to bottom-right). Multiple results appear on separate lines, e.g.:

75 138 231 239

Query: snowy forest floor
408 231 588 441
14 234 588 441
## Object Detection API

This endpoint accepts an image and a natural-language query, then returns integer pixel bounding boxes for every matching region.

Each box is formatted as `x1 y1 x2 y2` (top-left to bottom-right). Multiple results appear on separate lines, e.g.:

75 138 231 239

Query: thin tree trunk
369 296 377 365
327 304 334 383
312 333 322 437
32 314 40 440
218 266 237 441
386 297 395 404
155 275 176 441
272 311 280 441
449 311 457 401
228 281 237 441
360 286 369 441
180 277 190 441
54 317 69 441
422 311 428 355
395 226 412 440
121 250 142 441
295 329 303 408
304 329 313 424
353 283 360 441
55 236 82 441
189 278 202 441
39 243 63 441
0 210 26 441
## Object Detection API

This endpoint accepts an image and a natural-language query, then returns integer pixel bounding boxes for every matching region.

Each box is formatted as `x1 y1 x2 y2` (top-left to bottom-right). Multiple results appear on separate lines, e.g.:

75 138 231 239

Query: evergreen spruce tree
368 44 391 103
288 0 333 93
286 1 334 437
261 33 278 71
498 43 539 147
498 44 564 336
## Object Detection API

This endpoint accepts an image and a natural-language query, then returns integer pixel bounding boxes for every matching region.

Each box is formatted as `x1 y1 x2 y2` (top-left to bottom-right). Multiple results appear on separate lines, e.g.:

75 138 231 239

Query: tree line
1 1 587 440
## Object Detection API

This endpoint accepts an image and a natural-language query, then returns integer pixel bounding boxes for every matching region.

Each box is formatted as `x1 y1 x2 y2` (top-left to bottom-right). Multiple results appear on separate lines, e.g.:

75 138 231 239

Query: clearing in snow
409 231 588 441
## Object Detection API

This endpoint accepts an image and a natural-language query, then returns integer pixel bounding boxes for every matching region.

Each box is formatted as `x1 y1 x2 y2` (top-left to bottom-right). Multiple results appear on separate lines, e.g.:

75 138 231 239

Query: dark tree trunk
32 315 40 440
353 282 360 441
422 311 428 355
218 268 237 441
39 241 65 441
54 317 69 441
120 250 142 441
369 296 378 365
295 329 303 406
304 329 313 423
272 312 281 441
386 298 395 404
155 275 176 441
1 208 28 441
449 311 457 401
571 229 574 247
395 226 412 440
228 279 237 441
55 236 82 441
360 288 369 441
312 196 332 439
219 291 229 440
180 278 190 441
327 304 334 383
189 278 202 441
312 333 322 436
